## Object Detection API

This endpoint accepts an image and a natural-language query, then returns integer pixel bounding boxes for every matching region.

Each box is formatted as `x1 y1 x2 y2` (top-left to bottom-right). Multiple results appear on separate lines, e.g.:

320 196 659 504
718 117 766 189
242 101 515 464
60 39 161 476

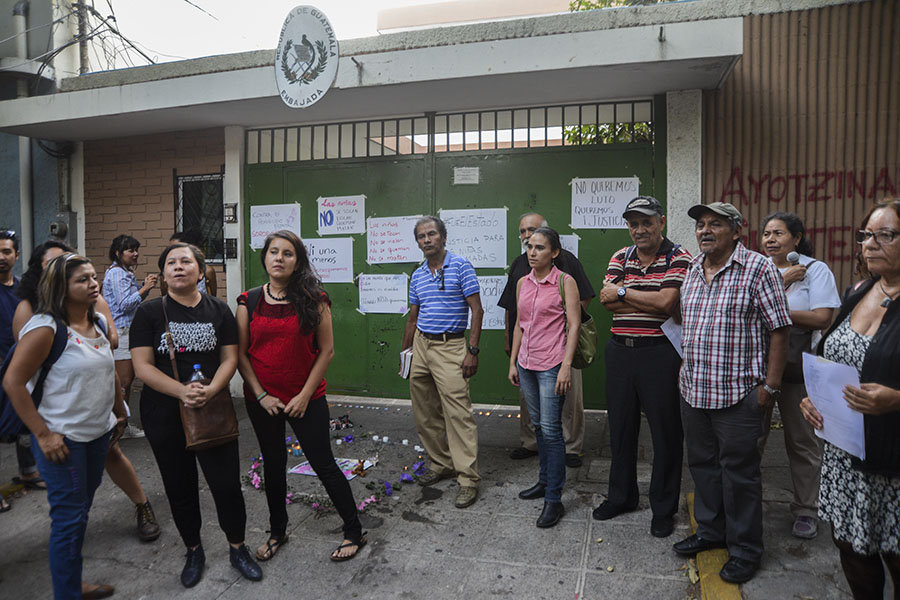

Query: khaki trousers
409 331 480 487
758 380 822 518
519 367 584 454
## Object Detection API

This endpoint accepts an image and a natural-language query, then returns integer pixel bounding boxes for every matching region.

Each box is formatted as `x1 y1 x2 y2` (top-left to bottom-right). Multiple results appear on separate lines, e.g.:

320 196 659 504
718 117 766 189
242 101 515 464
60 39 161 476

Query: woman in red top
237 230 364 563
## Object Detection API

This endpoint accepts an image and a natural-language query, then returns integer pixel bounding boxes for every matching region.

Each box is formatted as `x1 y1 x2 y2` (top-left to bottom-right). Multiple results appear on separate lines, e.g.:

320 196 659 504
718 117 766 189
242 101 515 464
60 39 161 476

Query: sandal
13 476 47 491
255 534 288 561
330 533 367 562
0 497 10 513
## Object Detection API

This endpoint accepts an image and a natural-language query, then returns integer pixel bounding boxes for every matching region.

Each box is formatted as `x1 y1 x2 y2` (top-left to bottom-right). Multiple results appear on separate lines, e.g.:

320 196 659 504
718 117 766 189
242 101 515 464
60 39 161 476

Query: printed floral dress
819 316 900 554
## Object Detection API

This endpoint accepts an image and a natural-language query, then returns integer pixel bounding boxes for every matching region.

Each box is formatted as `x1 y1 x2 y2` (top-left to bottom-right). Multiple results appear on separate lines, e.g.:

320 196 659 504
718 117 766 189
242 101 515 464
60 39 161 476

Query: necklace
265 282 287 301
879 281 899 308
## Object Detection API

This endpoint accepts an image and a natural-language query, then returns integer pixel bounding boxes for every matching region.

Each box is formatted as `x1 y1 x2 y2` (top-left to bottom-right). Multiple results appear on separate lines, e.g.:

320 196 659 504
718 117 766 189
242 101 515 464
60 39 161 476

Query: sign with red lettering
317 195 365 235
366 215 422 264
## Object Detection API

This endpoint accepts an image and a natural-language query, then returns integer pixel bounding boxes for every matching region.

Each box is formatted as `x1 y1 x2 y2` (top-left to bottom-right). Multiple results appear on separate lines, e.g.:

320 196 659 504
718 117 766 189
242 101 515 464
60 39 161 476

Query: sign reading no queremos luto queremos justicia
275 6 339 108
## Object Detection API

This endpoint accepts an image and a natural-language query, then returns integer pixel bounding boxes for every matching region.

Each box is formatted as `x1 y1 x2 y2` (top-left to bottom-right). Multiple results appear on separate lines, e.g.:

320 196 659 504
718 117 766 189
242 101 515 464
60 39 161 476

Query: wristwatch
467 345 480 356
616 287 627 299
762 383 781 398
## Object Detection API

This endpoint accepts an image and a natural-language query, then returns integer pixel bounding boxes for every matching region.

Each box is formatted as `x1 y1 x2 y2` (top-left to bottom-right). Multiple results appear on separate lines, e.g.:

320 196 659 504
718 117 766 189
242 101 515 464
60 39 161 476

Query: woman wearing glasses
801 199 900 598
759 212 840 540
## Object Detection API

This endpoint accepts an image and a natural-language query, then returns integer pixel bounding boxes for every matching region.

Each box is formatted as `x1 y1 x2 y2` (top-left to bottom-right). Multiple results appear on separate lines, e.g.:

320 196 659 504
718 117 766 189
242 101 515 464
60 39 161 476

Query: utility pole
76 2 88 74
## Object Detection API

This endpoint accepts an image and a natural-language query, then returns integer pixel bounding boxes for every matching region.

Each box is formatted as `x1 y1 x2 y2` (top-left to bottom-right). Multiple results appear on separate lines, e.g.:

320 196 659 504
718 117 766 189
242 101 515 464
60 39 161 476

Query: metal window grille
175 172 225 264
245 100 652 165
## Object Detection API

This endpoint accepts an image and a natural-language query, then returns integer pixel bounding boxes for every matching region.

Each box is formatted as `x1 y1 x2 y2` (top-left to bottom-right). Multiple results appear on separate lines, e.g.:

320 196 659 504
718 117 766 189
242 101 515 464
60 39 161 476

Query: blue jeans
32 432 110 600
517 363 565 503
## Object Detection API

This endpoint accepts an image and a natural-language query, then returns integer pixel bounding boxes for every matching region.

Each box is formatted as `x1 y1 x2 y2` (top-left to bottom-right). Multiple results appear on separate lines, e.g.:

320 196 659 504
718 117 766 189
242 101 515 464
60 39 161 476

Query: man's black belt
419 330 465 342
611 334 669 348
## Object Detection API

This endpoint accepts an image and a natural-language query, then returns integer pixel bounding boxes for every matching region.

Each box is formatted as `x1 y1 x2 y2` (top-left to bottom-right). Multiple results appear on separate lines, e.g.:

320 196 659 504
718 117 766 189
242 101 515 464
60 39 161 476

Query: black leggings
141 392 247 547
245 395 361 542
832 533 900 600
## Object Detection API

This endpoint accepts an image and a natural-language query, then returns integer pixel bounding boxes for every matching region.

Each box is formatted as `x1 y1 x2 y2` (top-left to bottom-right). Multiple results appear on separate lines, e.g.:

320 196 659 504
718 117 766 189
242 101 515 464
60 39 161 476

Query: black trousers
681 390 765 561
604 338 683 517
245 396 362 542
141 393 247 547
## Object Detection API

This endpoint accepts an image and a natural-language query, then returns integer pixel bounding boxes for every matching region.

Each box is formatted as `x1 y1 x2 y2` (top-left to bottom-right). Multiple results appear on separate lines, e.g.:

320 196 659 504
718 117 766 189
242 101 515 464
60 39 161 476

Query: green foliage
563 122 653 145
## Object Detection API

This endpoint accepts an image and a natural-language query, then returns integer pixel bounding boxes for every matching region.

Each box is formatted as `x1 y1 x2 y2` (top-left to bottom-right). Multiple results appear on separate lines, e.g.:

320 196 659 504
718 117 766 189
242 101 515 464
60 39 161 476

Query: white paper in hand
802 352 865 460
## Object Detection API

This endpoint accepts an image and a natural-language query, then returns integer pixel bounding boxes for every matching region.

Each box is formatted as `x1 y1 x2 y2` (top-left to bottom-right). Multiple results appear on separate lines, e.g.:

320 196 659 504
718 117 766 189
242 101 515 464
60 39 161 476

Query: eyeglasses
0 230 16 238
437 269 445 291
856 230 900 245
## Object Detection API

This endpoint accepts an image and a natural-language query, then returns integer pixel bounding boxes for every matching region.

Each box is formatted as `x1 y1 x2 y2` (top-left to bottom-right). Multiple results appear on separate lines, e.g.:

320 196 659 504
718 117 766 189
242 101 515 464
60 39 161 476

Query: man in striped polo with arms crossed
592 196 691 539
402 216 484 509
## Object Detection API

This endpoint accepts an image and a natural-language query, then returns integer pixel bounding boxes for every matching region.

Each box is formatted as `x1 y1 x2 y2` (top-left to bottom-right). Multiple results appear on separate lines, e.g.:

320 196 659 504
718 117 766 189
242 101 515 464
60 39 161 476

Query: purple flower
384 481 393 496
311 502 320 509
343 434 354 443
400 473 414 483
412 461 426 476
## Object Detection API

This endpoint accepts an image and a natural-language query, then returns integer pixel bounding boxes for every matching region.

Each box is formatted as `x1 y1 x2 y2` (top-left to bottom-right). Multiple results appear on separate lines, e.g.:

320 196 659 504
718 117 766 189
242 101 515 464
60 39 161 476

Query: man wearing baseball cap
673 201 791 583
592 196 691 538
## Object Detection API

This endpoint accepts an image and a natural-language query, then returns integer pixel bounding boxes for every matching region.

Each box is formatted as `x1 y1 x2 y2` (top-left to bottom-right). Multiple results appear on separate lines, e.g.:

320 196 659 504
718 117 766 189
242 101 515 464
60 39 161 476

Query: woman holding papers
760 212 840 539
236 230 364 563
508 227 580 528
801 199 900 598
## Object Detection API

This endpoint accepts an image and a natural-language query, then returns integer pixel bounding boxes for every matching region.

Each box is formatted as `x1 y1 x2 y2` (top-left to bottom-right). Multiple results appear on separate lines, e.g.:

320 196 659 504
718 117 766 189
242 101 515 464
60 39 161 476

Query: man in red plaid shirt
672 202 791 584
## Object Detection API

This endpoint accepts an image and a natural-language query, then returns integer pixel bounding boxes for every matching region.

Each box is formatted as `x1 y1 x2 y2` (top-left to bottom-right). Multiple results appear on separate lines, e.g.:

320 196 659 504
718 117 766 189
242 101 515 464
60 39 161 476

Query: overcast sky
110 0 437 64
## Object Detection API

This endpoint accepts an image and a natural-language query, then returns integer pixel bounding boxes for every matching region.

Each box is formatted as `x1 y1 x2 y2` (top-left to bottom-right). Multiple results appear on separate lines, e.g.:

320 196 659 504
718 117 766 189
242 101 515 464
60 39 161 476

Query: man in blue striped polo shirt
401 216 484 509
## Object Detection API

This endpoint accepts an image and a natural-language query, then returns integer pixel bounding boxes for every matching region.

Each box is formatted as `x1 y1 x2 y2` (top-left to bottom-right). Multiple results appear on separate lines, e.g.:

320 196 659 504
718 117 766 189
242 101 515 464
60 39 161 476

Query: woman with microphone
759 212 840 539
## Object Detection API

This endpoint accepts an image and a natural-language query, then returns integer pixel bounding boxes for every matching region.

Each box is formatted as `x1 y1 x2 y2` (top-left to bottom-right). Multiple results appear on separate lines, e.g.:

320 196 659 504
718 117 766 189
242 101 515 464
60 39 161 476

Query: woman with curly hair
237 230 364 562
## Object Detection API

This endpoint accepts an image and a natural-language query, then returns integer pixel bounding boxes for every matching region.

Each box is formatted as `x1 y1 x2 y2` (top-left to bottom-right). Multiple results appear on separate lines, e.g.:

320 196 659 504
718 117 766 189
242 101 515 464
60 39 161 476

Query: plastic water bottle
189 364 206 383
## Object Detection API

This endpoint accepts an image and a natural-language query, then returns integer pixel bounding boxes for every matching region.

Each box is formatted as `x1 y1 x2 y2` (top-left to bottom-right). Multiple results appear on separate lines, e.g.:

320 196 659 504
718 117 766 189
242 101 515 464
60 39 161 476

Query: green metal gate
244 96 666 408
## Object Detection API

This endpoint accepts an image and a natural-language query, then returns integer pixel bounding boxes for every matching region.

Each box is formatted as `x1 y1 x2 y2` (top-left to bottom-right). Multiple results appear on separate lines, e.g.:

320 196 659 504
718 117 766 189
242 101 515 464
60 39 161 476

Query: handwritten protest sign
366 215 422 264
317 195 365 235
440 208 506 268
468 275 506 330
358 274 408 314
250 204 301 249
570 177 639 229
303 237 353 283
560 234 579 257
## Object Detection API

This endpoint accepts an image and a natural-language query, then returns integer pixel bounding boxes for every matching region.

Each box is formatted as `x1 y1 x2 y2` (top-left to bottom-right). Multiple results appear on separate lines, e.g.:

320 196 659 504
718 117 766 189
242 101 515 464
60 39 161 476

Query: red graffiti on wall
719 167 899 205
743 225 854 262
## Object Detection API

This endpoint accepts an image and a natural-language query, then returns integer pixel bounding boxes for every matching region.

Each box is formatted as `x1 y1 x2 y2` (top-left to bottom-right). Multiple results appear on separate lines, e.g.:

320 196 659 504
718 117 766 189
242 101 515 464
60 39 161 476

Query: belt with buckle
612 334 669 348
419 330 465 342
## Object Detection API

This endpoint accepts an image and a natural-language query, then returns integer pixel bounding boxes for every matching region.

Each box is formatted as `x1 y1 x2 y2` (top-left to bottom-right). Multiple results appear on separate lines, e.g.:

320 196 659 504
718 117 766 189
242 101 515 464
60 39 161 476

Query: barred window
174 172 224 264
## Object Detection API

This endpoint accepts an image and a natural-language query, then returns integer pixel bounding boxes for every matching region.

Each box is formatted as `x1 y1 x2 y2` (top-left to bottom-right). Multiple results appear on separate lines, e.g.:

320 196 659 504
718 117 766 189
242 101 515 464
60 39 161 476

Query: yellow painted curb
686 492 742 600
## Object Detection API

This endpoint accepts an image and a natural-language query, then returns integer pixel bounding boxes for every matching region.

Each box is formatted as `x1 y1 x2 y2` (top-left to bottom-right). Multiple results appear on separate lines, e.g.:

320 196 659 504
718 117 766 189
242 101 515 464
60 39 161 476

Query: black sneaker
230 544 263 582
650 515 675 538
181 545 205 588
591 500 638 521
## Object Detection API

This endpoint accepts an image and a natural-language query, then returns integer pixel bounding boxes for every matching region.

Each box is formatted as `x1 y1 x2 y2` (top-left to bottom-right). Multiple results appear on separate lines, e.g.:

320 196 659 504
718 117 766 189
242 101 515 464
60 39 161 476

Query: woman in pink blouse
508 227 580 528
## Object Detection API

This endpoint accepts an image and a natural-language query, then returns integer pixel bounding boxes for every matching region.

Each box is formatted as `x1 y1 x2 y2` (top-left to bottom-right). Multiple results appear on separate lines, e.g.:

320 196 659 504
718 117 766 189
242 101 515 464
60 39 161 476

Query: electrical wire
182 0 218 21
0 10 77 46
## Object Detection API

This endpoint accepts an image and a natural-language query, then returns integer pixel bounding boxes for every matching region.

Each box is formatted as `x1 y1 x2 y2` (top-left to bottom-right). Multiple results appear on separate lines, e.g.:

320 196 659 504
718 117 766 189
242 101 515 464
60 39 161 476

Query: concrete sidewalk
0 395 852 599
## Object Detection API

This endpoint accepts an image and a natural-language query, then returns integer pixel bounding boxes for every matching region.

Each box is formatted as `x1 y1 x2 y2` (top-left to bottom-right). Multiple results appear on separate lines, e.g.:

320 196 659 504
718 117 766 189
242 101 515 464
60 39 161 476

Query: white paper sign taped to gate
304 237 353 283
468 275 506 330
439 208 506 268
560 234 579 258
250 203 301 249
570 177 640 229
366 215 422 264
358 274 408 314
317 195 365 235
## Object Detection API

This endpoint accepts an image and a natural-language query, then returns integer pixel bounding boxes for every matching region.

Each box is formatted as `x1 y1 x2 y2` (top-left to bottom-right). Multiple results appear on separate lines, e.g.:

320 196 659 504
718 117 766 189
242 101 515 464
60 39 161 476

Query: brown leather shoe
82 582 115 599
136 501 161 542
